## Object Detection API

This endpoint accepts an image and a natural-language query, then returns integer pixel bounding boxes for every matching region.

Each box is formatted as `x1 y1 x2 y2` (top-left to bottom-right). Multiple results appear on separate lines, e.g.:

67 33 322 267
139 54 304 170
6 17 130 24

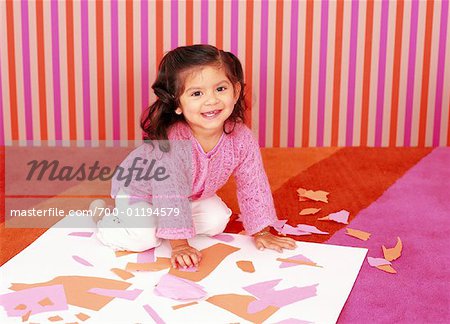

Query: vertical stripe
36 0 48 141
375 0 389 146
272 0 283 147
20 0 33 140
316 0 329 146
302 0 313 147
111 0 120 140
141 0 149 113
404 0 419 146
244 0 253 127
171 0 178 49
331 0 344 146
230 0 238 54
186 0 193 45
288 0 299 147
258 0 268 146
6 0 19 141
433 0 449 146
66 0 77 140
81 0 91 141
216 0 223 49
96 0 105 140
155 0 163 66
201 0 208 44
126 0 134 140
418 0 434 146
346 0 358 146
50 0 62 140
389 0 404 147
0 55 4 144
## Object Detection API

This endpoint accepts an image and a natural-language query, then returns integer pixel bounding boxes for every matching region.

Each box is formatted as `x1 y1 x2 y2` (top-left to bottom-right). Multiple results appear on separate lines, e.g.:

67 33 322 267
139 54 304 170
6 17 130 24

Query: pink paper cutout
212 234 234 242
367 257 391 267
137 249 155 263
243 280 318 314
279 254 317 268
295 224 329 235
154 274 207 300
88 288 143 300
273 319 313 324
272 219 288 232
319 210 350 224
179 266 198 272
0 285 68 317
143 304 165 324
278 224 312 236
72 255 93 267
68 232 94 238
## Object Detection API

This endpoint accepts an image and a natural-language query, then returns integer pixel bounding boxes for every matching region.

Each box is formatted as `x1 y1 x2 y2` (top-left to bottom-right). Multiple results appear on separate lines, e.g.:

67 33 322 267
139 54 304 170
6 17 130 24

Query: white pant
96 191 232 252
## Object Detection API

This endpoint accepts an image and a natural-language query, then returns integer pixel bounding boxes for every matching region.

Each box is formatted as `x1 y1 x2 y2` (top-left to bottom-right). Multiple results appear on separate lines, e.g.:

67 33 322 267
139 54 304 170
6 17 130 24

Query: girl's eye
191 91 202 97
217 86 227 92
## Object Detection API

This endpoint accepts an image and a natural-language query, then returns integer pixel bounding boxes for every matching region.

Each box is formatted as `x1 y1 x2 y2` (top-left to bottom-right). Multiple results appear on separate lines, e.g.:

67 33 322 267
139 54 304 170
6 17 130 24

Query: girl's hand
253 230 297 252
170 243 202 269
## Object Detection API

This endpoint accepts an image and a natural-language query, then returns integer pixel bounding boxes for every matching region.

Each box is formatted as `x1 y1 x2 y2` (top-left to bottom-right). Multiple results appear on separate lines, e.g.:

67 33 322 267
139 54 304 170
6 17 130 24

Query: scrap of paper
296 224 329 235
22 310 31 321
236 260 255 273
14 304 26 310
115 251 136 257
272 219 288 232
273 319 313 324
345 228 371 241
88 288 143 301
297 188 329 203
126 257 172 272
367 257 397 274
318 210 350 224
382 237 402 261
277 254 321 268
110 268 134 281
375 264 397 274
75 312 90 321
48 315 63 321
299 208 321 215
68 232 93 238
179 266 198 272
72 255 93 267
143 304 165 324
154 274 207 300
38 297 53 306
212 234 235 242
137 249 155 263
275 224 311 236
172 301 198 310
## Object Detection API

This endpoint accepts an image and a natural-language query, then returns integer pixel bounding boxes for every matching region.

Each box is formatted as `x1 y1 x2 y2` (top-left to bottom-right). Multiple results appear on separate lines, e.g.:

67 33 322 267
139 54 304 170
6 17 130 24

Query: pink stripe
404 0 419 147
201 0 208 43
433 0 449 146
143 304 165 324
316 0 329 147
81 0 91 141
230 0 239 55
51 0 62 141
287 0 299 147
141 0 149 112
171 0 178 49
21 0 33 141
258 0 268 146
346 0 359 146
375 0 389 146
0 55 4 144
111 0 120 140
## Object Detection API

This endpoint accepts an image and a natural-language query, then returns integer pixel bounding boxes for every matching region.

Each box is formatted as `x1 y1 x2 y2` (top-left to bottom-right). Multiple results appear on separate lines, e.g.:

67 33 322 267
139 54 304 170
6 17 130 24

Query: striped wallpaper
0 0 449 147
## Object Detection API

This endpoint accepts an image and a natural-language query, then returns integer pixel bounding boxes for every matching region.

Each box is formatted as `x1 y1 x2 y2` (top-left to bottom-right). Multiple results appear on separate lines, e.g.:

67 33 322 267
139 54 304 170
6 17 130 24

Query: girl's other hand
170 243 202 269
253 231 297 252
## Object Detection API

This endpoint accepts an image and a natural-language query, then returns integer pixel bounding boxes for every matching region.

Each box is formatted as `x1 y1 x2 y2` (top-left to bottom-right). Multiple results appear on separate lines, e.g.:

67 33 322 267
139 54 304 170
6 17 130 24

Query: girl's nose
204 93 219 105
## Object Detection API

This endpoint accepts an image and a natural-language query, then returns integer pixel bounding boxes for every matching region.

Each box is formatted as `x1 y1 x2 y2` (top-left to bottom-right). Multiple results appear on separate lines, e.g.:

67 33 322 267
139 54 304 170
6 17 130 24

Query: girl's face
176 65 240 137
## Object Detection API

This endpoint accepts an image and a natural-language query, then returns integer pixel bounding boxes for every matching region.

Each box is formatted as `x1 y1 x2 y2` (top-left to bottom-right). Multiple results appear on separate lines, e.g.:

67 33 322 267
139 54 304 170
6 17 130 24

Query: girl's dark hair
141 44 246 144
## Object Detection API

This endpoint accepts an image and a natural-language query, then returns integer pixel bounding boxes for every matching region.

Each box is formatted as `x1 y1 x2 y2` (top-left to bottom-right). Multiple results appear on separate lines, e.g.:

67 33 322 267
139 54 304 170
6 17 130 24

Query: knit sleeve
233 127 277 235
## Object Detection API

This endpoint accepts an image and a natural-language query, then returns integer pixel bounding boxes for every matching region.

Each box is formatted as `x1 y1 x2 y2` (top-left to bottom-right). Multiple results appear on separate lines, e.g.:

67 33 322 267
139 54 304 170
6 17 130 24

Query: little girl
91 44 295 269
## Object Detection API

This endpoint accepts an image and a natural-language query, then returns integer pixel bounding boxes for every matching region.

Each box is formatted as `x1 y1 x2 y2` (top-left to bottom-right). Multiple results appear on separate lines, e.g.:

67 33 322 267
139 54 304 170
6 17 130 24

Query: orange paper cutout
382 237 402 261
297 188 329 203
48 315 63 321
169 243 240 282
236 260 255 273
38 297 54 306
276 257 321 268
110 268 135 280
172 301 198 310
14 304 27 310
376 264 397 274
207 294 278 322
126 257 171 272
299 208 321 215
345 228 371 241
75 312 90 321
115 251 136 257
22 310 31 321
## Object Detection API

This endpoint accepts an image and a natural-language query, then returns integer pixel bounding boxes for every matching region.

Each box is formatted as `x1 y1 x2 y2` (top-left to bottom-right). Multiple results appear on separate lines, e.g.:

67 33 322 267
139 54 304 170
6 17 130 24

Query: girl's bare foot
89 199 106 224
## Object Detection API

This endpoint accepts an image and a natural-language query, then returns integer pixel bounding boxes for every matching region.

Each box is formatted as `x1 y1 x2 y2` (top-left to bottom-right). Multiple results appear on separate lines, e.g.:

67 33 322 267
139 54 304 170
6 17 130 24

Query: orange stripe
5 0 19 141
36 0 48 141
244 0 253 128
360 0 374 147
126 1 134 140
331 0 344 146
302 0 314 147
66 0 77 140
389 0 404 147
96 0 105 141
272 0 283 147
186 0 193 45
418 0 434 147
155 0 163 67
216 0 223 49
448 100 450 146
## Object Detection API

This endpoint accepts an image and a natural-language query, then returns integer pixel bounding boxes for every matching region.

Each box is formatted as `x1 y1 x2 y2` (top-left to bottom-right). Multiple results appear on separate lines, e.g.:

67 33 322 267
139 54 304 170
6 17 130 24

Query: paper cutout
48 315 63 321
297 188 329 203
212 234 235 242
207 294 279 323
277 254 321 268
172 301 198 310
0 284 68 317
137 249 155 263
296 224 329 235
126 257 172 272
110 268 134 280
273 319 312 324
299 208 321 215
376 264 397 274
154 274 207 300
22 310 31 321
88 288 143 301
143 304 165 324
72 255 93 267
276 224 312 236
169 243 240 282
179 266 198 272
115 250 136 257
10 276 131 311
68 232 93 238
243 279 318 314
236 260 255 273
367 257 391 267
382 237 402 261
38 297 54 306
318 210 350 224
75 312 90 321
345 228 371 241
272 219 288 232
